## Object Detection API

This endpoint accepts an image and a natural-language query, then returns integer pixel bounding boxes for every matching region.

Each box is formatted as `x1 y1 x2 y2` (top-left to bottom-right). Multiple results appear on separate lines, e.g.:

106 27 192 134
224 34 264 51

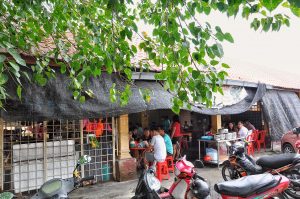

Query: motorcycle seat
214 173 278 198
256 153 300 169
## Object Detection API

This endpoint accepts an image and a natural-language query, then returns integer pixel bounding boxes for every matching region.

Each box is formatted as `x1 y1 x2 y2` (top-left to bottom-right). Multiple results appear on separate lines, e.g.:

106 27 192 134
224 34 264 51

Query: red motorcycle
133 156 210 199
215 173 290 199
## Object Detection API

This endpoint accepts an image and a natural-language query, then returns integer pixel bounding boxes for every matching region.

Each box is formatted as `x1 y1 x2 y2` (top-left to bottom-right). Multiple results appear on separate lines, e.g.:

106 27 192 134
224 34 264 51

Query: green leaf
79 95 85 103
221 63 230 68
0 73 8 85
212 43 224 58
251 18 261 31
124 68 132 80
210 60 219 66
260 0 282 12
73 90 80 99
17 85 22 100
224 33 234 43
131 45 137 53
291 7 300 17
34 74 47 86
7 48 26 66
9 61 20 72
60 63 67 74
22 71 31 82
288 0 300 8
0 55 6 63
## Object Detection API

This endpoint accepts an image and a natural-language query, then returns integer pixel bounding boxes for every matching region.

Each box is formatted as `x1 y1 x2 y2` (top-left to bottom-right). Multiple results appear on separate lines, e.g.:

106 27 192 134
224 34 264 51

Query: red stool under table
156 161 170 182
166 156 175 173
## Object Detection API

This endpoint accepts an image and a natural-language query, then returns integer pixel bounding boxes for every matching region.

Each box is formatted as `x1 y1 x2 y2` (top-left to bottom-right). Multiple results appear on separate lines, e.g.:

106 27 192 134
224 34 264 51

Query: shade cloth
1 72 266 121
262 90 300 141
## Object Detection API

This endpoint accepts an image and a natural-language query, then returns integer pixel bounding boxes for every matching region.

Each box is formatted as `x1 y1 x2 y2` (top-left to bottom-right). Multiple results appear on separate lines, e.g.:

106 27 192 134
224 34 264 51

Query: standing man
171 115 182 160
145 127 167 166
158 126 173 156
162 116 171 135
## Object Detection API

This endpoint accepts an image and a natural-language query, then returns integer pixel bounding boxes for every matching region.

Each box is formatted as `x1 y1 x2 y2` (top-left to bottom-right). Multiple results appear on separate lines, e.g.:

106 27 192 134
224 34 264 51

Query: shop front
0 118 115 195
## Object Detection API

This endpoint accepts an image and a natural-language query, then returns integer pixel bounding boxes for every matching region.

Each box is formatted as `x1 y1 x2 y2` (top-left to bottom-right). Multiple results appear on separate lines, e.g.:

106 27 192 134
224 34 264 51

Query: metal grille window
0 118 114 195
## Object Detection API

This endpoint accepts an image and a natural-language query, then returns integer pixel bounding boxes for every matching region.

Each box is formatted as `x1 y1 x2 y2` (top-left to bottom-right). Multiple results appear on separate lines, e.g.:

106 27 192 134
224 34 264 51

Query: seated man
238 121 249 138
158 126 173 156
145 126 167 166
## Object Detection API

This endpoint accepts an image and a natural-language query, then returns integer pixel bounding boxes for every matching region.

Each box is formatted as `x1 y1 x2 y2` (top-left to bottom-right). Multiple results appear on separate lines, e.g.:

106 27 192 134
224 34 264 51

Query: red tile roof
3 32 299 90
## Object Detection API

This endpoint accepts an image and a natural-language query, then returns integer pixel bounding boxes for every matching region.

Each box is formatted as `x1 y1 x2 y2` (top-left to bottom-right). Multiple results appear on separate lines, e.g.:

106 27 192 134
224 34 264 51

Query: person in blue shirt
158 126 173 156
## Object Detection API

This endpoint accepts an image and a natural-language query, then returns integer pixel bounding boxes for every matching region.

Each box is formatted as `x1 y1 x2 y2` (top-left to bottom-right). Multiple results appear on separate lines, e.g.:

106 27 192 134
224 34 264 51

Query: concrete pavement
69 166 223 199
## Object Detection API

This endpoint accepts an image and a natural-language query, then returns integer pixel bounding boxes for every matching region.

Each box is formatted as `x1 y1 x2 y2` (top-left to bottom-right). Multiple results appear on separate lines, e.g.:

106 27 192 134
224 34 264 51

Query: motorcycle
222 141 300 198
31 155 95 199
215 173 290 199
133 155 210 199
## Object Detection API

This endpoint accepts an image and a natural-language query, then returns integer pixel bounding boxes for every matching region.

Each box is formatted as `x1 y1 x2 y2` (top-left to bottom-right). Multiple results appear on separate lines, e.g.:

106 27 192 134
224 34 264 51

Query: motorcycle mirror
293 127 300 135
78 155 91 165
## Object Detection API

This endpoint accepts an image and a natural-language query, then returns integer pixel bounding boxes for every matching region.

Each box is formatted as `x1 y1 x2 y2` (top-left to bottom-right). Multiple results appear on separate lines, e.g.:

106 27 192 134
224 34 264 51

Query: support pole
80 120 84 177
43 121 48 183
0 119 3 191
112 117 116 180
211 115 222 134
116 115 136 181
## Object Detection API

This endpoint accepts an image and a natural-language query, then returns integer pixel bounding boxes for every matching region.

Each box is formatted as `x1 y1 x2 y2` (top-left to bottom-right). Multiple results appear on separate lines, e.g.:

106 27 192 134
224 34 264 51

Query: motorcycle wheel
283 170 300 199
277 192 292 199
221 164 241 181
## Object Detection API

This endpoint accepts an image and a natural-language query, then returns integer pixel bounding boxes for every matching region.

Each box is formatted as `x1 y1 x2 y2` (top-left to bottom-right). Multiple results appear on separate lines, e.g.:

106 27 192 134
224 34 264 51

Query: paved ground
70 149 285 199
70 166 222 199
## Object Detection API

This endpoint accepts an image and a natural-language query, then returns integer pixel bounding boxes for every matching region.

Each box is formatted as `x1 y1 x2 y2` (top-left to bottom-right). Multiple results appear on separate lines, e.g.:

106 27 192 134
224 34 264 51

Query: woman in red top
171 115 181 159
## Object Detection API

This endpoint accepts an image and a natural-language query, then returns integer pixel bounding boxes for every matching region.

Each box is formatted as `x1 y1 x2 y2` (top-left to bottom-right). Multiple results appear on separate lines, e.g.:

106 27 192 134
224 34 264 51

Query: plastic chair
156 161 170 182
246 133 255 156
257 130 267 152
166 155 174 173
251 130 259 152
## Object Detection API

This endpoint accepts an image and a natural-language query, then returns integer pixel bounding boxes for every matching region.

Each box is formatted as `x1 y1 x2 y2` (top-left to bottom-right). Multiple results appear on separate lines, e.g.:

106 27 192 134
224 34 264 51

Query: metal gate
0 118 114 195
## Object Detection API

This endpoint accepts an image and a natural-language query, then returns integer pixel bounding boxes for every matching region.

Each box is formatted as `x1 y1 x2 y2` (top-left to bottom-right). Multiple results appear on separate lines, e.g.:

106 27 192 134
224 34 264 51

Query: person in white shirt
238 121 249 138
145 127 167 166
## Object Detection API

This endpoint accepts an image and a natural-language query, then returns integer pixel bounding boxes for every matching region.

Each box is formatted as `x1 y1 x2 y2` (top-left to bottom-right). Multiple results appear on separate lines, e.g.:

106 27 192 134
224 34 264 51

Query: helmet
174 155 194 178
233 142 245 155
190 178 210 198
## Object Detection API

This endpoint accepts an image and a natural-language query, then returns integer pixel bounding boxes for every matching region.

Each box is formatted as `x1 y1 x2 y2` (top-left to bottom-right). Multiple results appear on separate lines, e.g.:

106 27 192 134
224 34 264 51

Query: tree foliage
0 0 299 113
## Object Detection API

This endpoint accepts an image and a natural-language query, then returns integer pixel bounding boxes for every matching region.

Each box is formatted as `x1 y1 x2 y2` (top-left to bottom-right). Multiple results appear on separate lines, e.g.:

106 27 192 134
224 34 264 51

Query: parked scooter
222 141 300 198
133 156 210 199
31 155 94 199
215 173 290 199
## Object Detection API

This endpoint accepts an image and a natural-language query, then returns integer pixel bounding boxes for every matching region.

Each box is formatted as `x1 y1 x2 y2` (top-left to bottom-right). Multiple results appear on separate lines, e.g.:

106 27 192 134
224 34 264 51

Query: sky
200 11 300 76
137 9 300 76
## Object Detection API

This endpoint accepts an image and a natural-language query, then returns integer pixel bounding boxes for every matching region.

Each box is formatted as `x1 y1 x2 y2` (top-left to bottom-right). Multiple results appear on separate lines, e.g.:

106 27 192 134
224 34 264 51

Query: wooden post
116 114 136 181
0 119 3 191
117 115 130 159
211 115 222 134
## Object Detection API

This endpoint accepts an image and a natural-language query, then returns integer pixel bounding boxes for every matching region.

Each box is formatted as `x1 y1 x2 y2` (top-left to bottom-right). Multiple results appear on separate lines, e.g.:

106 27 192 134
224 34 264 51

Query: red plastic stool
156 161 170 182
166 156 175 173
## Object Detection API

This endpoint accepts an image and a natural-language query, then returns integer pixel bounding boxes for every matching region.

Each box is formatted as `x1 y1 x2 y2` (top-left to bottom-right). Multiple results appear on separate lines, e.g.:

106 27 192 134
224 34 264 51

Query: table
198 138 241 169
130 147 146 158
